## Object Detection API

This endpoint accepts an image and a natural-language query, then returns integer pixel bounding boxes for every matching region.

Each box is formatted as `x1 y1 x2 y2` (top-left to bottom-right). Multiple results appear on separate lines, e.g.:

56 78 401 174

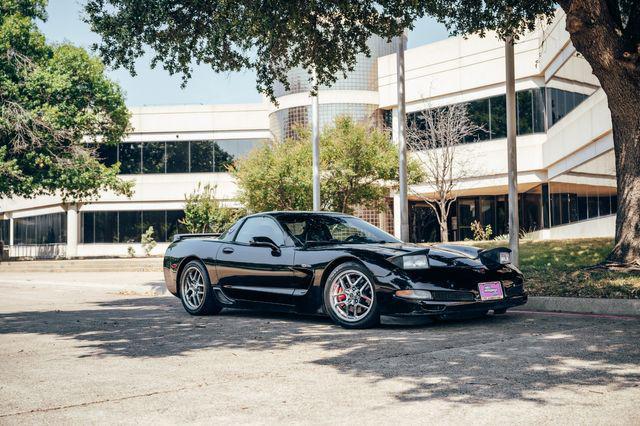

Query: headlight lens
499 251 511 264
396 289 433 300
401 254 429 269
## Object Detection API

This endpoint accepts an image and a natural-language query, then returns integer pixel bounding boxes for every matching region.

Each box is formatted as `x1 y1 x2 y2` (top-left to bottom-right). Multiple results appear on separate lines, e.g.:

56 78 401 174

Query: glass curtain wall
406 87 588 147
13 213 67 245
96 140 264 174
81 210 187 243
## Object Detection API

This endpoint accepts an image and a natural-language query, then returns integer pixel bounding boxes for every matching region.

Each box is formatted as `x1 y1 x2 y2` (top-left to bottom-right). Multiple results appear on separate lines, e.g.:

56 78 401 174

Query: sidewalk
0 257 162 273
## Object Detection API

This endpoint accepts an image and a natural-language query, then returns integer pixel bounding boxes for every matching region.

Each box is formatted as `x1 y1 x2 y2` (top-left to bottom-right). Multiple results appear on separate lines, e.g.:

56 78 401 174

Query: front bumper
383 293 528 317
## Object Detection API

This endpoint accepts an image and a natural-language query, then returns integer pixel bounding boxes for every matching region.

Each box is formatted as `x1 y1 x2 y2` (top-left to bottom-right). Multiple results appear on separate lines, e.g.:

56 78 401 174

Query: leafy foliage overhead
84 0 426 102
0 0 132 201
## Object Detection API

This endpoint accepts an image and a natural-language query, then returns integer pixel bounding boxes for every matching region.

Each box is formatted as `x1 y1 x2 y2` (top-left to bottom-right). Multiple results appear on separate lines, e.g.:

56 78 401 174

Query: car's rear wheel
180 260 222 316
324 262 380 329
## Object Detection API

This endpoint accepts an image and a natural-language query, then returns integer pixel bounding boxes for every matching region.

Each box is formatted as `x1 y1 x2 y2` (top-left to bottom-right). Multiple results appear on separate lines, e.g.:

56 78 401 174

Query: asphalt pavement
0 271 638 425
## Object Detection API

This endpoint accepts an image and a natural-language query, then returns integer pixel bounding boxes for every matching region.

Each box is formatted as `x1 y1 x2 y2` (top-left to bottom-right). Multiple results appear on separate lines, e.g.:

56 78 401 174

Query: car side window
235 217 285 246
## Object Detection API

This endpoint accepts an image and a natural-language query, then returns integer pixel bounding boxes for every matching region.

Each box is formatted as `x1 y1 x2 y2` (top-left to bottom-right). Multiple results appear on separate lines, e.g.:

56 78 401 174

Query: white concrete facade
0 10 616 257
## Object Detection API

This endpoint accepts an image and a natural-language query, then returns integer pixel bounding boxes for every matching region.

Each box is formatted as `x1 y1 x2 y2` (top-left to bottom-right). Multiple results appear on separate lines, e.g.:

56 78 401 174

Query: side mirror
249 236 281 255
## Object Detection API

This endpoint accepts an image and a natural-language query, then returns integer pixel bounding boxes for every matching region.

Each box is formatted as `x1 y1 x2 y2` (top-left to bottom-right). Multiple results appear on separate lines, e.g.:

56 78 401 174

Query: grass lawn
461 238 640 299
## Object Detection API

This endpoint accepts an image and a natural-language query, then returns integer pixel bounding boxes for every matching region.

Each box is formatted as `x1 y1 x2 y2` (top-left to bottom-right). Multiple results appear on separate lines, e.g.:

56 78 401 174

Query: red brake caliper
337 285 346 302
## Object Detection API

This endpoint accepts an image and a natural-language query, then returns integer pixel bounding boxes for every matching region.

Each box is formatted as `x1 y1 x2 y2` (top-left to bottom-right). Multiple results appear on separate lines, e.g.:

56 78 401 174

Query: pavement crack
0 382 210 418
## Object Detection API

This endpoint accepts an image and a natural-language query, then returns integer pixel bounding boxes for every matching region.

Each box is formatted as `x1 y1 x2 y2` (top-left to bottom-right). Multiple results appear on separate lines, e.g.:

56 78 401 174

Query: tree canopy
1 0 132 201
84 0 426 102
231 117 422 214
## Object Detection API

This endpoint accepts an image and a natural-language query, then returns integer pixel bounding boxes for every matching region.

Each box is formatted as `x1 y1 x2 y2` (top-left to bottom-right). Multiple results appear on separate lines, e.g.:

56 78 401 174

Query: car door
216 216 296 304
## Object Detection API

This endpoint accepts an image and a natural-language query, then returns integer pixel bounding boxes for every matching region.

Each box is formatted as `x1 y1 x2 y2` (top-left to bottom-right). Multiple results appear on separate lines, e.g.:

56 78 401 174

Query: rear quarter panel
163 239 223 296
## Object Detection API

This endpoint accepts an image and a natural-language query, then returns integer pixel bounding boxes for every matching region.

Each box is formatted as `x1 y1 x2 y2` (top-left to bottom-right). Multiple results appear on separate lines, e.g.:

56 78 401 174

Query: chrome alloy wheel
329 270 374 322
181 266 205 310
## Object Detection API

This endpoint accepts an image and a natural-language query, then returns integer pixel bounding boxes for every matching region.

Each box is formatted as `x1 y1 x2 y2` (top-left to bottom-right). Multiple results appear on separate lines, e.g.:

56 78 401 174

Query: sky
38 0 451 107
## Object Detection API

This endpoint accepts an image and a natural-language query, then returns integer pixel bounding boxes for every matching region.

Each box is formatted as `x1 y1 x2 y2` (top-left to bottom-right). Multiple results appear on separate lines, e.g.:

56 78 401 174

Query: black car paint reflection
163 212 527 319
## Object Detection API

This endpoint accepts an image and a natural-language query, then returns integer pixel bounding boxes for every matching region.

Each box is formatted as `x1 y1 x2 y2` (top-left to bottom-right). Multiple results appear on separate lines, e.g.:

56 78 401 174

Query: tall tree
232 117 421 214
407 104 481 242
1 0 132 201
85 0 640 265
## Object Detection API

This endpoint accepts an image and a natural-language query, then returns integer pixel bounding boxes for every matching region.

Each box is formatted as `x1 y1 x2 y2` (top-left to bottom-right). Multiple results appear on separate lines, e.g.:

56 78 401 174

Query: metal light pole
311 70 321 211
397 34 409 242
505 36 519 266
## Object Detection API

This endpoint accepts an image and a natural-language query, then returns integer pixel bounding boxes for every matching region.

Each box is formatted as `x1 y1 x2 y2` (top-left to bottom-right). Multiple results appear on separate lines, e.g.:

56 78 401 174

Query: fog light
395 289 433 300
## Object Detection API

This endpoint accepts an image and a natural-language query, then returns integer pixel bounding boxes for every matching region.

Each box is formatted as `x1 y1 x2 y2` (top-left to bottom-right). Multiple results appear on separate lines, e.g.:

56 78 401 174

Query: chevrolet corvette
163 211 527 328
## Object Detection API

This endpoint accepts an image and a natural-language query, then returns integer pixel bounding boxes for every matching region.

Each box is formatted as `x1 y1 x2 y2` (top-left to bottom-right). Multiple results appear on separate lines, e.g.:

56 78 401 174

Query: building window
119 142 142 174
13 213 67 245
0 219 10 244
190 141 214 173
119 211 142 243
81 210 187 243
547 88 589 127
98 139 264 174
409 88 548 147
143 142 166 174
166 141 189 173
548 182 617 227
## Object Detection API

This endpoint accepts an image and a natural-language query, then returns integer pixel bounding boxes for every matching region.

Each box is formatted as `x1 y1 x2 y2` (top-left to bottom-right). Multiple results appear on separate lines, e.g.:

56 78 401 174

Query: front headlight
499 251 511 264
400 254 429 269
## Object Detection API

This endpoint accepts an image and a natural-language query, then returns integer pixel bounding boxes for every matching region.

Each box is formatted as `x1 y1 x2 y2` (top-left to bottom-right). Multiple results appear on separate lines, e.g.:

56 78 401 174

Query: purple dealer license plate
478 281 504 301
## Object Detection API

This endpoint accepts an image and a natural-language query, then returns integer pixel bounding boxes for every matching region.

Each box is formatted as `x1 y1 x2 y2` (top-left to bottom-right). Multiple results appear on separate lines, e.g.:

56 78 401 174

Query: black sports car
163 211 527 328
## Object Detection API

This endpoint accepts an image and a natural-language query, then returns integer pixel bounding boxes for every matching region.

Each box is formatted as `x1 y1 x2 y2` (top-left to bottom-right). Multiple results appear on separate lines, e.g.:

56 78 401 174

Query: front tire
323 262 380 329
179 260 222 316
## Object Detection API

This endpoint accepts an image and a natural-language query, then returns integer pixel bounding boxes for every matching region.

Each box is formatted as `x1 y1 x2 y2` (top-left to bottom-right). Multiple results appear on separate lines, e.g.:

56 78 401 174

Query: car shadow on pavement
1 295 639 405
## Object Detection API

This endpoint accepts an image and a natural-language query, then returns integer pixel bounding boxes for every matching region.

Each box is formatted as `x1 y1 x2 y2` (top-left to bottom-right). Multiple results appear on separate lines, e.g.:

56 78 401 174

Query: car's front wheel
179 260 222 316
324 262 380 329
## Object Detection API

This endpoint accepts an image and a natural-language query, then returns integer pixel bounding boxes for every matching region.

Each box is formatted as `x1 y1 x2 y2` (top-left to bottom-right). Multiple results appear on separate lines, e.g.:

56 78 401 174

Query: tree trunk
439 220 449 243
559 0 640 265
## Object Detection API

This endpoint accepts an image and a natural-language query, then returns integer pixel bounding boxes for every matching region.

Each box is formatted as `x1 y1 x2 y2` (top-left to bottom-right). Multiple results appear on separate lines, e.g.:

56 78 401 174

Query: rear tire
323 262 380 329
179 260 222 316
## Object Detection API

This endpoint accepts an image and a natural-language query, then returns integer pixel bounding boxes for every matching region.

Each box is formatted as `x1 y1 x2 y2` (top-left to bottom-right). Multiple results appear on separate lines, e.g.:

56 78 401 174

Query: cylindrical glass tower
269 35 402 141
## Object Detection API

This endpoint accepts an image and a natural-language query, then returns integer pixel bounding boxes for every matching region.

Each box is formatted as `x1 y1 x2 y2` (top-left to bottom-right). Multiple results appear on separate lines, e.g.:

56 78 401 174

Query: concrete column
66 205 78 258
8 214 14 246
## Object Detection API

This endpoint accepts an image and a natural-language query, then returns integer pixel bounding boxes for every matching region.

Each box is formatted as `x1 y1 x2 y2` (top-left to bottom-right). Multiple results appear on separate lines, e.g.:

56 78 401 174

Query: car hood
321 242 485 265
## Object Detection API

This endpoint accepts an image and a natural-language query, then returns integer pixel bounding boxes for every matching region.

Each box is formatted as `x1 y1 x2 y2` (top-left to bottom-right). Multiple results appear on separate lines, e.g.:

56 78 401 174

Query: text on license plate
478 281 504 301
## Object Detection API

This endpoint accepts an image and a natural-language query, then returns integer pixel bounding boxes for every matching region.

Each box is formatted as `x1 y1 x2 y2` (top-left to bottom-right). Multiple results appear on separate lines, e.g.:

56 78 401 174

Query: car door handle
222 247 234 254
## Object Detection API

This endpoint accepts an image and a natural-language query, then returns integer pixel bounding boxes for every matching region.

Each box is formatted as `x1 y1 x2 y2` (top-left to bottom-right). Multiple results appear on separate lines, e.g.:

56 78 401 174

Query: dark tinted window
143 142 165 173
119 211 142 243
235 217 285 246
489 95 507 139
166 142 189 173
517 90 533 135
166 210 187 240
82 212 94 243
95 211 118 243
143 210 167 242
14 213 67 245
119 143 142 174
97 144 118 167
190 141 213 172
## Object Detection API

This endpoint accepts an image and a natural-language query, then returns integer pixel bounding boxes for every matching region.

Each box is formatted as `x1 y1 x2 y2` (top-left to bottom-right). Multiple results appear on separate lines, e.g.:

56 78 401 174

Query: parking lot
0 271 639 425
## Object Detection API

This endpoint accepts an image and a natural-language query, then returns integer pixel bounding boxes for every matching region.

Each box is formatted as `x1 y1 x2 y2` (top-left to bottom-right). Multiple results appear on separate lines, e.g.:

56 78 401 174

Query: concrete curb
513 296 640 317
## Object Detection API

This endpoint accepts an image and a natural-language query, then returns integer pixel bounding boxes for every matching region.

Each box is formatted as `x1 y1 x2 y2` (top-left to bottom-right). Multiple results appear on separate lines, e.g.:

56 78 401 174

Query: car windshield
276 214 400 246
